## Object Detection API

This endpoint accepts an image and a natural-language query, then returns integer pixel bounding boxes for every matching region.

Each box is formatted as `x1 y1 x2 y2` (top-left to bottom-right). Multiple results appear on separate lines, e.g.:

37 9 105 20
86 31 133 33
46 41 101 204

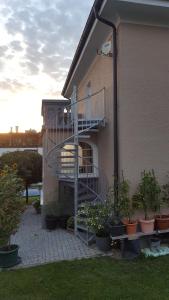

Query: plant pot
0 244 20 268
126 222 138 235
45 215 58 230
96 236 111 251
139 219 155 234
59 215 70 229
109 223 126 237
156 215 169 230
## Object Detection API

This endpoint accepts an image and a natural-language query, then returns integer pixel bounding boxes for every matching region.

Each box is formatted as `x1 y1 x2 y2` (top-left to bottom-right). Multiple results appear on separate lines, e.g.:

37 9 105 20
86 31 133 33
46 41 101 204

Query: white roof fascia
118 0 169 7
64 0 108 97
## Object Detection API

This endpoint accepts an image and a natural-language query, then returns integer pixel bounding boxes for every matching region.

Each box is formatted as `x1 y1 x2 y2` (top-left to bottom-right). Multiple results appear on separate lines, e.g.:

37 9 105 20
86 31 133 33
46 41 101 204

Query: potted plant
137 170 161 233
156 175 169 230
32 199 41 214
107 179 126 237
118 177 138 235
59 215 70 229
83 202 111 251
45 214 59 230
0 165 24 268
67 216 74 232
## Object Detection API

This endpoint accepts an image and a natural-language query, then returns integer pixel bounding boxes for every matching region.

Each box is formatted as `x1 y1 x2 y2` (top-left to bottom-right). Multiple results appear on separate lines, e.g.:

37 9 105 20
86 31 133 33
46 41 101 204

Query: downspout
93 7 119 211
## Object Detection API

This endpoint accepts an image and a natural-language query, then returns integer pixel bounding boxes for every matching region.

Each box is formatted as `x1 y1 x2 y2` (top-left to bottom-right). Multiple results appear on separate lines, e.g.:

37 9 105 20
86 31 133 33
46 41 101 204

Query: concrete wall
118 23 169 190
77 39 114 186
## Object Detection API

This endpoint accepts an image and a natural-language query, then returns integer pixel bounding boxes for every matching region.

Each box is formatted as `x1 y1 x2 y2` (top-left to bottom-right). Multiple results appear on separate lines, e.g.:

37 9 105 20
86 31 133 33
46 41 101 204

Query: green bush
67 216 74 229
0 165 24 247
137 170 161 219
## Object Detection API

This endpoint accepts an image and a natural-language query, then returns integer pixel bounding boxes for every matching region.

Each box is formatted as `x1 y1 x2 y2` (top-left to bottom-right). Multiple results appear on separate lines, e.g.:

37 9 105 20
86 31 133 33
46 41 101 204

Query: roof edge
62 0 103 98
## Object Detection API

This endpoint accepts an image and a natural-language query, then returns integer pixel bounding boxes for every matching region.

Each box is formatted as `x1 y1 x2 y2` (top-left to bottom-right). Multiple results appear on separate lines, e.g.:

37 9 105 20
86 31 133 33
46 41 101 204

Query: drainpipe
93 7 119 212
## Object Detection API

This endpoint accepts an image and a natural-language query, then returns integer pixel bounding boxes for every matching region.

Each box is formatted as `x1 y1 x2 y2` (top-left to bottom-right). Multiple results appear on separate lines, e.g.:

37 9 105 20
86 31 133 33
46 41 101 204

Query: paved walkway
11 206 102 268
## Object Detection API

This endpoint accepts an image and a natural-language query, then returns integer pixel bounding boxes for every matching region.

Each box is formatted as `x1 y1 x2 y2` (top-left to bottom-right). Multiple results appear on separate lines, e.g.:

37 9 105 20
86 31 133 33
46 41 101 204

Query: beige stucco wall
118 23 169 191
77 42 114 186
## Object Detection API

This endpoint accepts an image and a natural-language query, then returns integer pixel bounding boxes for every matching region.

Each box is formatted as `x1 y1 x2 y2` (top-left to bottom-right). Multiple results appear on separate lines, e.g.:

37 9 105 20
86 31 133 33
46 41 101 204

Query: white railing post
73 86 78 235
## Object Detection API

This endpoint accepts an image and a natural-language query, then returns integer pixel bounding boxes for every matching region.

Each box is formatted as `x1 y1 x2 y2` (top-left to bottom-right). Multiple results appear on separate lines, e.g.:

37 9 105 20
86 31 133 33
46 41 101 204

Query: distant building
0 131 42 148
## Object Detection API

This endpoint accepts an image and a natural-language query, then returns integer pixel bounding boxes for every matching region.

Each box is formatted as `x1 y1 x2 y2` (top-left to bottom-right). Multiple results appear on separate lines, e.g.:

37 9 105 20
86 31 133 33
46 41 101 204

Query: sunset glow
0 0 93 133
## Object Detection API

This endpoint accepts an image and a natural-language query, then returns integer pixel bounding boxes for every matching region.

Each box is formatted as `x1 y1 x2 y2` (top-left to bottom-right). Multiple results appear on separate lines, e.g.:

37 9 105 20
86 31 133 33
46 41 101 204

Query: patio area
11 206 103 268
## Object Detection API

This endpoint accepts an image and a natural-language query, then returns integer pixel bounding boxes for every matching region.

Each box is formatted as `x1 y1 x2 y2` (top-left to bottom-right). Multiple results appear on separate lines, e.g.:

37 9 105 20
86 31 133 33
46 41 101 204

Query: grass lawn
21 195 40 206
0 256 169 300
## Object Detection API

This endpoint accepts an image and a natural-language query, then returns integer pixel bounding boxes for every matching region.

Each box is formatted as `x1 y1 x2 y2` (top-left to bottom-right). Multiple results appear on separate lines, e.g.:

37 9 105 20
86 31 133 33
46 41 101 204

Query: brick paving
11 206 102 268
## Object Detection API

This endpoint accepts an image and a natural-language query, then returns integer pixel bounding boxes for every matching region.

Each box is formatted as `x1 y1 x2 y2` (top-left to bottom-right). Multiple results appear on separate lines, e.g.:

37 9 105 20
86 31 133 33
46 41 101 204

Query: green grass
0 256 169 300
21 195 40 206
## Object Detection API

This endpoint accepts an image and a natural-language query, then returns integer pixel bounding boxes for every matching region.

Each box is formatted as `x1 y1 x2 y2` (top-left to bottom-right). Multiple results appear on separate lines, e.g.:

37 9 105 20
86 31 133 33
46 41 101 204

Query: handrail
66 87 105 109
47 142 108 202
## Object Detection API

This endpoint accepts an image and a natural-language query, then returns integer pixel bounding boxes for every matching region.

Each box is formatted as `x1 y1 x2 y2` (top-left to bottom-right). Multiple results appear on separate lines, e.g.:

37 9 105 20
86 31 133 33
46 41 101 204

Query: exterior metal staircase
44 87 107 244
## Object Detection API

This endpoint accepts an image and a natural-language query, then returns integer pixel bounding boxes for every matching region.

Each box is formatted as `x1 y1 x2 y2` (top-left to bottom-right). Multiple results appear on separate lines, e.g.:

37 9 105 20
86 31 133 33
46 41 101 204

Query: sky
0 0 94 133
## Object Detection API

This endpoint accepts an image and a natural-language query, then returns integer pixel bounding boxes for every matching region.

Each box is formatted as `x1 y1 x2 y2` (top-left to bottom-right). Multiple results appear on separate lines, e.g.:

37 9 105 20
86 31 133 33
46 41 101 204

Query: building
0 131 42 148
0 131 42 156
42 0 169 243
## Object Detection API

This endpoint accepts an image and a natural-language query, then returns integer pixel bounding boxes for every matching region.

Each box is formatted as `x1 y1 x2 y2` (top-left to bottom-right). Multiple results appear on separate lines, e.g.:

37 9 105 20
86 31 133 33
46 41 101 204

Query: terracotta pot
139 219 155 233
156 215 169 230
126 222 138 235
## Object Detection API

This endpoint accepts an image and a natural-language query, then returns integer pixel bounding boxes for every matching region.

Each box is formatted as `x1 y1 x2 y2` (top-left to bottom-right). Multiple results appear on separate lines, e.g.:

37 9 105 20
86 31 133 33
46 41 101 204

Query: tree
0 151 42 204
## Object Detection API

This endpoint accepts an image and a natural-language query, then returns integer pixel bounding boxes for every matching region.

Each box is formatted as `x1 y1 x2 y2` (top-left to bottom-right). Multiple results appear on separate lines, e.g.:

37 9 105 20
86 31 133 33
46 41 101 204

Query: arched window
78 142 93 174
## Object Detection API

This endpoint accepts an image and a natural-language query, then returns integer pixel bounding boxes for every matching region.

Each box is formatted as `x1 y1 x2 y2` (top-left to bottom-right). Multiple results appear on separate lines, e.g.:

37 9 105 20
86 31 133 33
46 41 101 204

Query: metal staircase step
78 194 96 202
62 149 76 152
64 142 75 145
59 178 75 183
61 161 75 165
59 156 76 159
77 135 91 139
60 166 74 169
78 188 88 196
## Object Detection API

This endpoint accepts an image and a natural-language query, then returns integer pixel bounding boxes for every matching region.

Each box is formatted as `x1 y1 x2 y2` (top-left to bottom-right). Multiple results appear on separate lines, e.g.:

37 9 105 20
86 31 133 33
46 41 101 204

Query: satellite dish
101 41 112 55
97 41 112 57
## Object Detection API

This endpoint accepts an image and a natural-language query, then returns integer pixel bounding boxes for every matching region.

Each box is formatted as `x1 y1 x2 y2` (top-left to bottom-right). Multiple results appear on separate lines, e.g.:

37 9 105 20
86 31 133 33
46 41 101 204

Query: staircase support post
73 85 78 235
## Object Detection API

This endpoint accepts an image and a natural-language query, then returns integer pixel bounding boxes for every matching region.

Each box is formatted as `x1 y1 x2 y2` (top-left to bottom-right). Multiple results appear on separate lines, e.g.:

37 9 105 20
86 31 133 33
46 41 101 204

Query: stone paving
11 206 103 268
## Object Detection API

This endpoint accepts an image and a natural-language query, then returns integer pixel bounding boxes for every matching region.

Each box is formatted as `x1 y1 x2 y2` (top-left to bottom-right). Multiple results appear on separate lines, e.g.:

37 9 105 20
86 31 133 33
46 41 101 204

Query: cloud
0 45 8 57
3 0 94 78
0 78 34 92
0 0 94 131
10 40 23 52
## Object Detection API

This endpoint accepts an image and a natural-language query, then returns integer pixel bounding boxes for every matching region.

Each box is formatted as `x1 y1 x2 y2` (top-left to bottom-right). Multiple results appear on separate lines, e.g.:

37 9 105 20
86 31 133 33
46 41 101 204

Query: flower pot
156 215 169 230
0 244 20 268
139 219 155 234
59 215 70 229
109 224 126 237
45 215 58 230
96 236 111 251
126 222 138 235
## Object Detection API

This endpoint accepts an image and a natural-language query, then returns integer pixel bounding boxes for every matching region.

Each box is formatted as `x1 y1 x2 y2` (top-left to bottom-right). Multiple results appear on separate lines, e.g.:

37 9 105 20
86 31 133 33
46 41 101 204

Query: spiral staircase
44 87 107 244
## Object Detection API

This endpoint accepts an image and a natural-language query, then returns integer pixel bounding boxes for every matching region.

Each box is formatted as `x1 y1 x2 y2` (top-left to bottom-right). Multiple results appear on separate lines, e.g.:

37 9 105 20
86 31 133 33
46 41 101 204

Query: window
78 142 93 174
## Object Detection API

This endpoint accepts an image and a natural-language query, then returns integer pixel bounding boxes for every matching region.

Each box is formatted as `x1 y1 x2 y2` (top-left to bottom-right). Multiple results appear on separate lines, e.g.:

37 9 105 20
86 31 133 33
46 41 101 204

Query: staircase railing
44 87 107 243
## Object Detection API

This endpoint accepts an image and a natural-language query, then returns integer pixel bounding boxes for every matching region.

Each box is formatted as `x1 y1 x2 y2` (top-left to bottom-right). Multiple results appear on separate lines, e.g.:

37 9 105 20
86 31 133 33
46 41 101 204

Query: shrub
81 202 111 237
67 216 74 229
137 170 161 219
0 165 24 247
